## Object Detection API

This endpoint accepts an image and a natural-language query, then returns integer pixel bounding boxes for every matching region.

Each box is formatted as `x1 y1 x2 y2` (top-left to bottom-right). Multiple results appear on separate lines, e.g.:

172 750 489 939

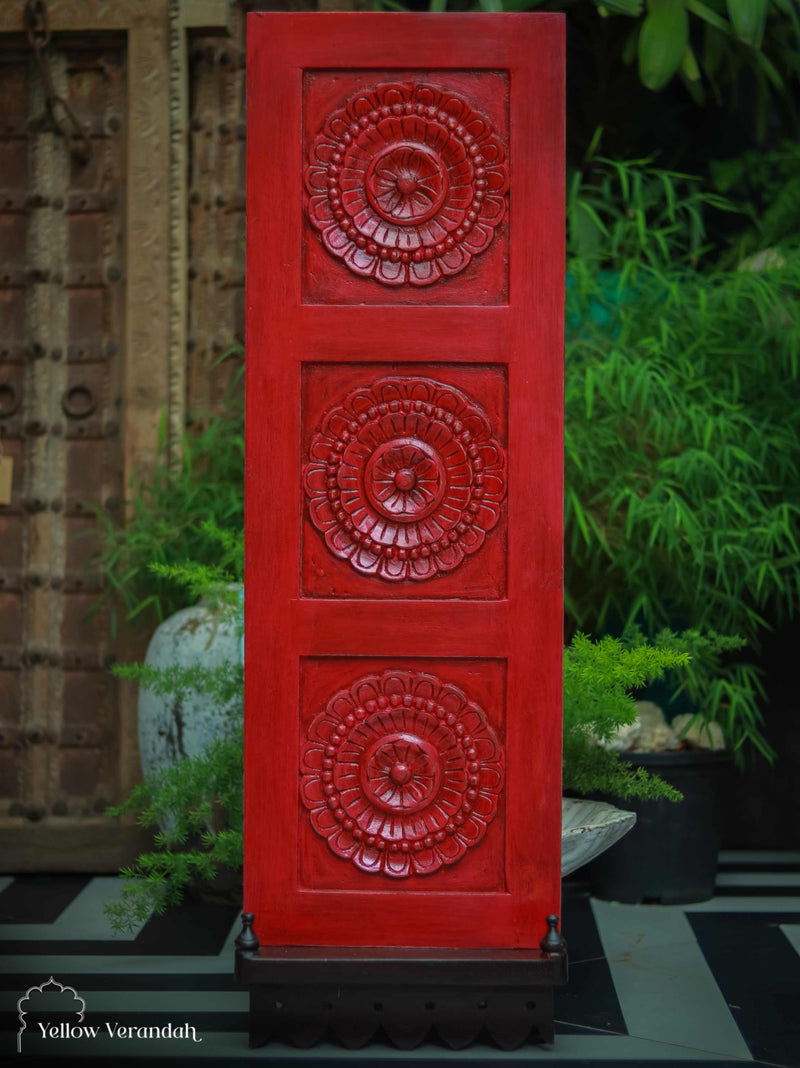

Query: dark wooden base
235 936 568 1050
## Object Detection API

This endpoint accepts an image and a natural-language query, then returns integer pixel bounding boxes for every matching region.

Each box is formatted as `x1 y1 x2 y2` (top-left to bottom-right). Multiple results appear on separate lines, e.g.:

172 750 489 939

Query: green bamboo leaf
754 49 785 90
622 25 640 64
587 510 612 554
639 0 690 91
686 0 732 34
660 172 678 218
584 126 605 163
647 515 663 547
681 42 701 81
570 489 592 545
726 0 767 47
595 0 644 13
585 366 596 419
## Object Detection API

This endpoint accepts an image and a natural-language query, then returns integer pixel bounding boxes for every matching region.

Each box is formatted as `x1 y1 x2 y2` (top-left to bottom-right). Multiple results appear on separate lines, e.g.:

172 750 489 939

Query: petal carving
303 377 506 583
305 82 508 287
300 669 505 879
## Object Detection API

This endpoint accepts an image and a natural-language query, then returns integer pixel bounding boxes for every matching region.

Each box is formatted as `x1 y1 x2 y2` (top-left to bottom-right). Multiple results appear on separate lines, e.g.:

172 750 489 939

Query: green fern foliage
103 729 244 935
563 632 688 800
103 538 244 934
94 393 244 630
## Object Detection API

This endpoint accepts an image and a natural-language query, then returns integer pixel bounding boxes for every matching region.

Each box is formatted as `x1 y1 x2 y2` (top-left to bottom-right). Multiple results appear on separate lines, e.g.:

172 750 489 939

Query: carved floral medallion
305 83 509 286
300 670 505 878
303 377 507 582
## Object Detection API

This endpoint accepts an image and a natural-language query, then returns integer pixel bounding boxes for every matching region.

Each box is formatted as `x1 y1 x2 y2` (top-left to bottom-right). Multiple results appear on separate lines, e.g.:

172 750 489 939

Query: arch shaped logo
17 976 85 1052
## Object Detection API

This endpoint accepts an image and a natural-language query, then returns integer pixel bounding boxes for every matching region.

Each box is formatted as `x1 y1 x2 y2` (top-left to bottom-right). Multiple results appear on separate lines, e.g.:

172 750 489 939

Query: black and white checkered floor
1 852 798 1066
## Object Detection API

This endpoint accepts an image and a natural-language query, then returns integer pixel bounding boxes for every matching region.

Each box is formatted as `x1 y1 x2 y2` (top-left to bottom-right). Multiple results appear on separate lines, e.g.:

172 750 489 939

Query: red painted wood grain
245 11 565 949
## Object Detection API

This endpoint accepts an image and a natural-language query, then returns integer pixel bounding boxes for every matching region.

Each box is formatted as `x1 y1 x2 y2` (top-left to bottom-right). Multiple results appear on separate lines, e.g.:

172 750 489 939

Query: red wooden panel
245 12 564 950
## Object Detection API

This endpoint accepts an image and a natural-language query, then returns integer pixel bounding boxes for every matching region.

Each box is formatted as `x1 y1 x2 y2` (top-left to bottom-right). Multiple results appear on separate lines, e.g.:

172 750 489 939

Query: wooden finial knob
235 911 259 954
540 914 566 955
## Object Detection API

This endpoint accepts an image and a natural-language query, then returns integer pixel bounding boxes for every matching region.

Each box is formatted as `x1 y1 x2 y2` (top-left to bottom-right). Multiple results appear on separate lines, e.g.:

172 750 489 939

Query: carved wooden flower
300 670 505 878
305 82 509 286
303 377 507 581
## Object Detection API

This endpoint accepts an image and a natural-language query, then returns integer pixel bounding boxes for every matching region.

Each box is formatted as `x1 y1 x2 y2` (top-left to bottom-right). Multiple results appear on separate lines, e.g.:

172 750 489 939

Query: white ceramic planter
561 797 636 877
138 589 243 779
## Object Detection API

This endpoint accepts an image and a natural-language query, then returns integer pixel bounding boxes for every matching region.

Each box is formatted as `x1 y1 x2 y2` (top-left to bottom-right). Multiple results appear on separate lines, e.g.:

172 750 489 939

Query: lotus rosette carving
303 376 506 582
305 82 508 286
300 670 505 878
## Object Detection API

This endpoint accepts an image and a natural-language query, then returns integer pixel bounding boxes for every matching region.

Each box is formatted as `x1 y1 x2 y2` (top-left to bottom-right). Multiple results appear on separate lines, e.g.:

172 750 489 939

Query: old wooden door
0 35 128 862
0 0 235 870
245 11 564 948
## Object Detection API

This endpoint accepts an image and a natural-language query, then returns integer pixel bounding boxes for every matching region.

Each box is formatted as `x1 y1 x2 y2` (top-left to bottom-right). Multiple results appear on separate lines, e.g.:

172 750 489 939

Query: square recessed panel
302 70 509 306
301 361 508 599
298 655 507 893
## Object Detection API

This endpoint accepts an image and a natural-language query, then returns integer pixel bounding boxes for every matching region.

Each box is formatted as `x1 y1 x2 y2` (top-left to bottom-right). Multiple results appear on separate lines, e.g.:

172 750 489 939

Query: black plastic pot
186 867 243 907
589 749 732 905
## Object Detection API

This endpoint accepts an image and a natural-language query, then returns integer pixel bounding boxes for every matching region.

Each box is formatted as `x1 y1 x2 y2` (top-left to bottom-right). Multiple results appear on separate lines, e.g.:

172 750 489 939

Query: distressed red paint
245 12 565 949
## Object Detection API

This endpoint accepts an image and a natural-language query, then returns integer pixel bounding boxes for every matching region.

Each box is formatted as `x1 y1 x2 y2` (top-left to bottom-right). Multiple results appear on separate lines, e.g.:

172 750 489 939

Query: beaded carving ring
305 82 509 286
300 670 505 878
303 376 507 582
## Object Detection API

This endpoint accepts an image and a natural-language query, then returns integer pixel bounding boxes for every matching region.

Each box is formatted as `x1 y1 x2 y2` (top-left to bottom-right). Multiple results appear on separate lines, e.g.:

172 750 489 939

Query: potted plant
132 532 243 785
571 627 772 904
105 530 245 928
586 699 731 905
560 631 691 877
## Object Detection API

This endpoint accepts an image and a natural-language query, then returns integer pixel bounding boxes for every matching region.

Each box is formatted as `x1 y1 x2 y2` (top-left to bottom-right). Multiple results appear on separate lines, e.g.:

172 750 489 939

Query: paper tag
0 455 13 506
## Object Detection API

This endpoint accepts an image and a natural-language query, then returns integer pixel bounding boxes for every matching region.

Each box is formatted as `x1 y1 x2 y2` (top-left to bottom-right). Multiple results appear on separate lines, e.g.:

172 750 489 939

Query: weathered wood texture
0 0 229 869
0 37 128 837
186 1 246 422
245 12 565 948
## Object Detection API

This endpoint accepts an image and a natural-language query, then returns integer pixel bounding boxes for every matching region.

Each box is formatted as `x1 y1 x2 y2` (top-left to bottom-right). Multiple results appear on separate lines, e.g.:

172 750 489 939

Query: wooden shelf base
235 925 568 1050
